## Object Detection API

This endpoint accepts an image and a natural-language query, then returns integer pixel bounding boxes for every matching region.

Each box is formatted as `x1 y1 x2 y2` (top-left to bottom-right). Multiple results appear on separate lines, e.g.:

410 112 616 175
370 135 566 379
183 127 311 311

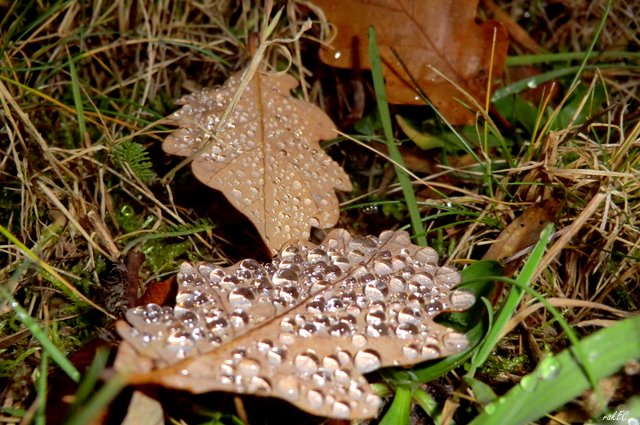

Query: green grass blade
567 0 611 90
0 285 80 382
468 225 553 375
68 51 86 146
492 64 634 101
64 373 127 425
380 386 412 425
36 345 48 425
412 387 439 418
505 50 640 66
367 26 426 246
69 347 111 412
469 315 640 425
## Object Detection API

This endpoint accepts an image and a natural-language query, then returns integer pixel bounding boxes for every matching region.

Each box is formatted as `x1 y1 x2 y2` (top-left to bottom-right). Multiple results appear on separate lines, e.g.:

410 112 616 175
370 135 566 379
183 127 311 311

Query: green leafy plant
112 141 157 183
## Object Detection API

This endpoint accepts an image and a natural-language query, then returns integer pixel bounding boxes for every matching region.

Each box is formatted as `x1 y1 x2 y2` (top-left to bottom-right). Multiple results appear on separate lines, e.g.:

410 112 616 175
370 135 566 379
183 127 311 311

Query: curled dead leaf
115 229 475 419
163 69 352 253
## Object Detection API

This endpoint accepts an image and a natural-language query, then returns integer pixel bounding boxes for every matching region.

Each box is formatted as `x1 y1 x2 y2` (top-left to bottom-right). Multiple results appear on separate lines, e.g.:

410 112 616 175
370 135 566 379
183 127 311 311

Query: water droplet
537 356 561 380
228 287 255 309
230 310 249 328
434 267 461 288
395 323 419 339
167 328 194 350
336 350 351 365
322 355 340 372
257 339 273 352
373 259 393 276
326 297 345 312
239 258 260 271
397 307 422 326
526 79 538 89
273 268 298 286
275 375 300 400
402 344 420 359
279 331 295 345
442 332 468 352
519 375 537 392
279 285 299 303
220 362 235 377
307 389 324 409
329 322 351 336
248 376 271 393
450 290 475 310
334 368 351 384
366 323 389 337
306 298 325 314
294 352 319 375
352 333 368 348
307 248 328 263
364 280 388 301
415 247 439 264
410 273 433 287
267 347 286 366
421 344 441 360
312 370 330 387
298 323 318 337
484 402 496 415
354 349 382 373
348 383 363 400
331 400 351 418
365 310 385 325
237 358 261 377
220 275 240 290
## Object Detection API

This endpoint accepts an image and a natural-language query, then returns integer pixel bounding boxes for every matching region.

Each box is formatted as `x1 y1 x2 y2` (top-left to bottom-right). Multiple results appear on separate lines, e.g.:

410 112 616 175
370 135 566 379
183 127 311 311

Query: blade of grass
67 48 87 147
35 343 48 425
469 315 640 425
379 385 412 425
505 50 640 66
466 226 600 403
64 373 128 425
567 0 611 91
0 224 115 319
492 64 633 101
69 347 111 413
467 225 554 375
413 387 439 418
368 26 426 246
0 284 80 382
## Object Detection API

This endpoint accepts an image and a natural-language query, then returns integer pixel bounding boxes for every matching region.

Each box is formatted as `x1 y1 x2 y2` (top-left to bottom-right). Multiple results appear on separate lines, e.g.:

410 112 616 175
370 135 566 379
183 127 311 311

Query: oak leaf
163 70 352 253
115 229 475 419
313 0 509 125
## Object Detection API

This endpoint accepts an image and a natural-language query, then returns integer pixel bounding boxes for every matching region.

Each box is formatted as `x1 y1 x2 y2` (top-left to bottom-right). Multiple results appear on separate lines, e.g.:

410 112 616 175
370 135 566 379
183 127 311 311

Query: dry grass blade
162 69 352 253
115 229 475 419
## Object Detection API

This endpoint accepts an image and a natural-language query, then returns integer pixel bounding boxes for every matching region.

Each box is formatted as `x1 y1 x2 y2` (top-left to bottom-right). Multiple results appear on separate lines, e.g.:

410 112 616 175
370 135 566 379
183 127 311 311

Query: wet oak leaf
163 70 352 253
115 229 475 420
314 0 509 125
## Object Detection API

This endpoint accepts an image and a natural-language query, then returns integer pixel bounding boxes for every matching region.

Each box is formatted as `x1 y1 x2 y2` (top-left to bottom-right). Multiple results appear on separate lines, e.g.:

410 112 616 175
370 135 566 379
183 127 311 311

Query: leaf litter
314 0 509 125
115 229 475 419
163 69 352 254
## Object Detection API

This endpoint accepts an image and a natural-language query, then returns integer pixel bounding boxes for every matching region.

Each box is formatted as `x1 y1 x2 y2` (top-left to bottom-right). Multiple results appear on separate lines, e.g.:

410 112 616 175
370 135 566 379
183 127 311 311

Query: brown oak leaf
163 70 352 253
115 229 475 419
313 0 509 125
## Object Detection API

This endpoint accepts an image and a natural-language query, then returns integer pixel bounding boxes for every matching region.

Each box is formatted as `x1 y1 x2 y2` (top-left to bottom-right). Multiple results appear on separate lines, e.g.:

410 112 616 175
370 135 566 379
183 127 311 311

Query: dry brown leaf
314 0 509 125
163 70 352 253
114 229 475 419
483 198 562 264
